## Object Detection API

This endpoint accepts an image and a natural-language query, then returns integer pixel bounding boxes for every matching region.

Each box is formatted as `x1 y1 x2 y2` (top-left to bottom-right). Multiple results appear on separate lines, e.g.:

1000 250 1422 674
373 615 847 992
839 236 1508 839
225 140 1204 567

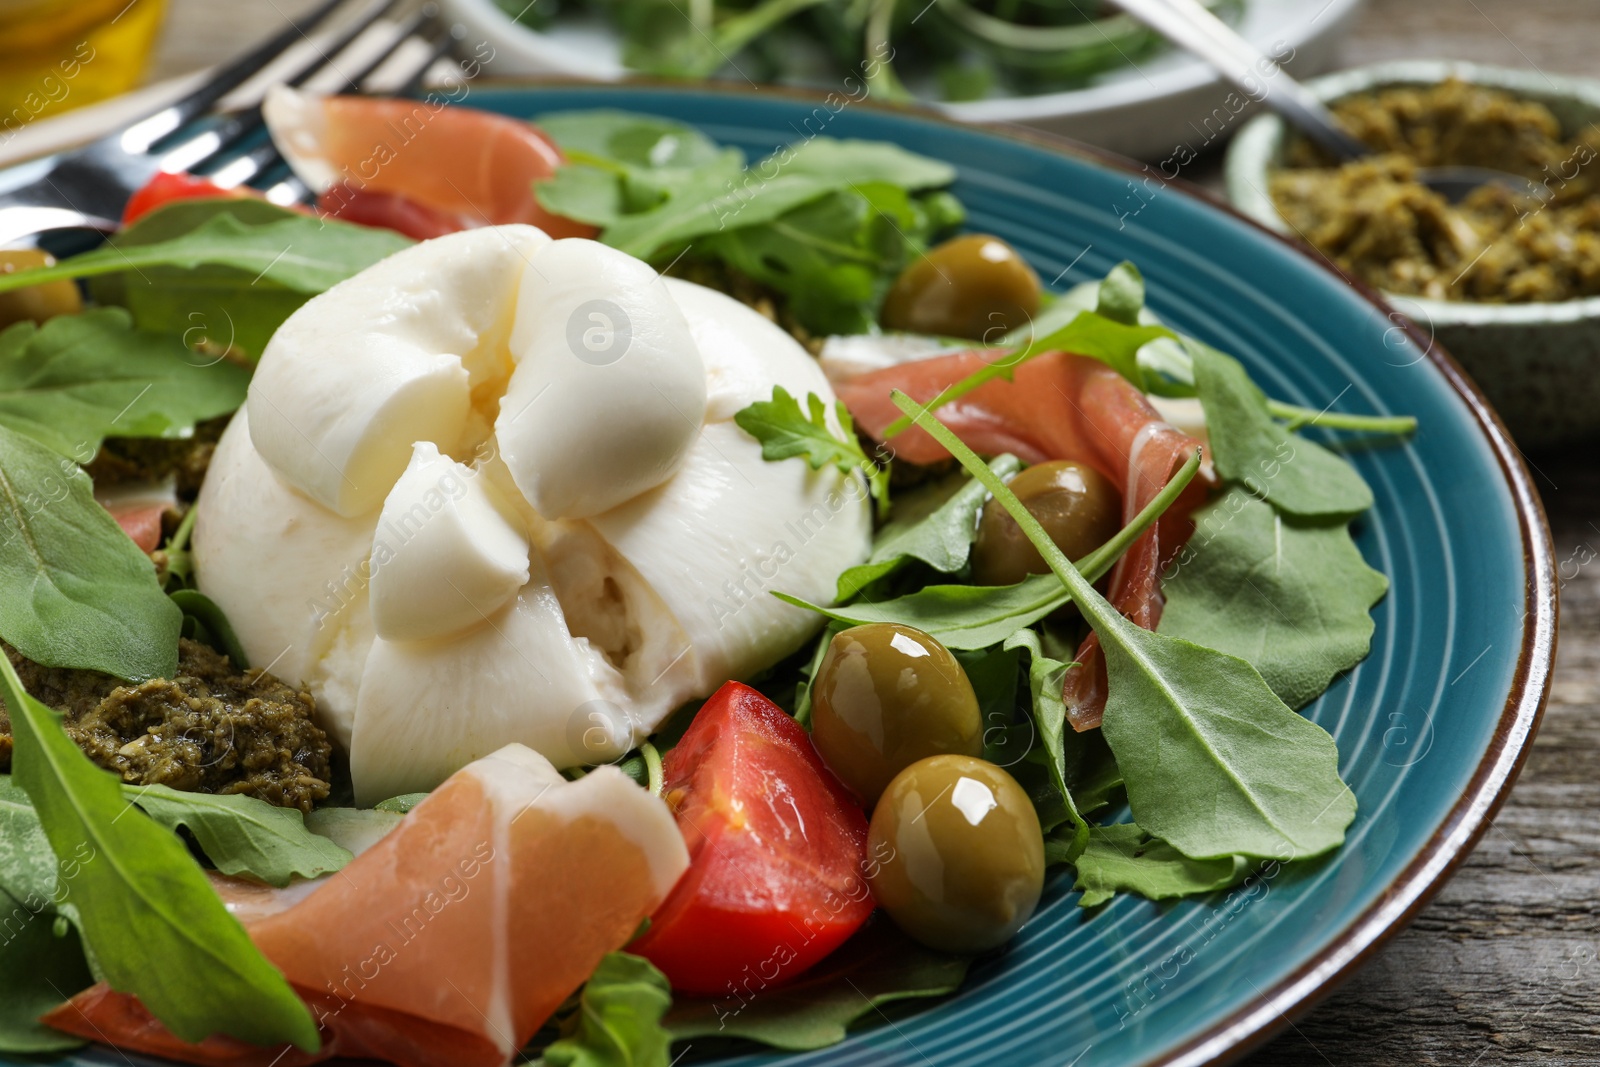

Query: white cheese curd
367 441 531 643
498 239 707 519
247 225 549 517
194 226 870 803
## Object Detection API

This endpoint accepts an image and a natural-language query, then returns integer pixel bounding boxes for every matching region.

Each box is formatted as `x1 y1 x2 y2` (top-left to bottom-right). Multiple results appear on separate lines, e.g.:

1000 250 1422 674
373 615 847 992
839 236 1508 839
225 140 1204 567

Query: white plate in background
440 0 1366 160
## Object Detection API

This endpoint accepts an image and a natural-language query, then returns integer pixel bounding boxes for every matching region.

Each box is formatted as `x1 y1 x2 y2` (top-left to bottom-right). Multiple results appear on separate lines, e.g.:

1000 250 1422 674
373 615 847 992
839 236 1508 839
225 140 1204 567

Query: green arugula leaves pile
534 111 962 334
0 307 250 680
0 308 248 458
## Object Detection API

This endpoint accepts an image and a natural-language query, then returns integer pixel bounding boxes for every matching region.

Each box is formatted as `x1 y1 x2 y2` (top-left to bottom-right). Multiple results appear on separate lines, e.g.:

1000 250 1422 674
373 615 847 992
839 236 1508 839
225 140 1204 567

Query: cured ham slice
262 87 595 240
95 478 177 554
835 350 1209 730
44 744 689 1067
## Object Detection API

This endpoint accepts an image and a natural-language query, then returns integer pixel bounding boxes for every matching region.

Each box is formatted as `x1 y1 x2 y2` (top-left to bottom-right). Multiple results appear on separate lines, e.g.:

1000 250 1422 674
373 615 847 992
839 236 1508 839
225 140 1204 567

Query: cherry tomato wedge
123 172 260 224
630 682 874 996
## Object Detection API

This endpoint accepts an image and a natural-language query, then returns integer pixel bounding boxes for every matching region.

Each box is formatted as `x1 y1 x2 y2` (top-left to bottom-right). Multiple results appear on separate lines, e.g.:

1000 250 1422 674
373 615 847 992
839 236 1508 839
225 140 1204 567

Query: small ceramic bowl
1225 60 1600 449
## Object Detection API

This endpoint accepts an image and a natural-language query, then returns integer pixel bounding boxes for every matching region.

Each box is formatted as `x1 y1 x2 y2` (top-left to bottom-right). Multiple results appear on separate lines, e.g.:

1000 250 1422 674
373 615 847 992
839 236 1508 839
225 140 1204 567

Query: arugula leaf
1160 487 1389 709
0 424 180 681
0 654 319 1050
169 589 249 669
0 885 93 1053
542 952 672 1067
1189 339 1374 518
0 310 249 459
536 111 728 179
790 623 837 729
1072 824 1244 908
303 807 404 856
124 784 353 887
0 774 59 908
663 920 968 1051
1092 260 1147 325
1 201 409 296
373 792 430 814
5 200 411 360
535 164 630 227
780 574 1066 651
734 386 888 518
891 391 1357 863
0 779 97 1052
778 448 1201 650
835 454 1021 601
777 138 956 190
604 172 840 262
1002 628 1088 862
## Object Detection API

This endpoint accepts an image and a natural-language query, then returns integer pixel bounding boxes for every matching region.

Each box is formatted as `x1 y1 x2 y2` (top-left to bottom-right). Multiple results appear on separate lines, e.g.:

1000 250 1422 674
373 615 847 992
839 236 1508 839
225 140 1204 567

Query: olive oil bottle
0 0 168 145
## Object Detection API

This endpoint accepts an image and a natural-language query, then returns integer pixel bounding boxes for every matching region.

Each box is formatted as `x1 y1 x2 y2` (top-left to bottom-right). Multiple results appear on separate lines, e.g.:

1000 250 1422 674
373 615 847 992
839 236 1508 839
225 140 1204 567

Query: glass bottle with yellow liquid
0 0 168 143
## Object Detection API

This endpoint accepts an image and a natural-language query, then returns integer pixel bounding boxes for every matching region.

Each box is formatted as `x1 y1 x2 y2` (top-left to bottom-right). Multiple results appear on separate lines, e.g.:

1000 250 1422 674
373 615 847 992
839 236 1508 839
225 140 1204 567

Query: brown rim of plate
465 74 1559 1067
323 73 1551 1065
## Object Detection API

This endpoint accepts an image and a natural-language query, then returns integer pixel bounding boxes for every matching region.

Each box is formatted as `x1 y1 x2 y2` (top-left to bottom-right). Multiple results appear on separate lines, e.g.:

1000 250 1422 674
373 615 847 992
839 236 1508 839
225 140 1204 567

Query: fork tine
166 0 410 176
325 4 439 94
255 15 461 206
395 16 464 98
119 0 353 155
208 7 443 192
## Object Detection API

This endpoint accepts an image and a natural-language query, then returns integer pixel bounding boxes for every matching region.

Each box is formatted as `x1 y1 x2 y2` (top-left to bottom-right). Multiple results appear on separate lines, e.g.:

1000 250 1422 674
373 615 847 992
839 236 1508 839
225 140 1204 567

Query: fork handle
0 183 119 247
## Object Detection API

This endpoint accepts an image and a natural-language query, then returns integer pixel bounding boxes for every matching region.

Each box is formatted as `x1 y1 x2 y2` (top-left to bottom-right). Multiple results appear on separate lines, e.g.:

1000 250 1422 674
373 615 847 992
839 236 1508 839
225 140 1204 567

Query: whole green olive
880 234 1041 341
867 754 1045 954
0 249 83 330
970 461 1121 586
811 623 982 806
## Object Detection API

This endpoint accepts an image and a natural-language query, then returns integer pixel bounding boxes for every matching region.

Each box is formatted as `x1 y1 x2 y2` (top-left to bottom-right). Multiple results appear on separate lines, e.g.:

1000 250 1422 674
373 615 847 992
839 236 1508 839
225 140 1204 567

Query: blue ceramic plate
65 85 1556 1067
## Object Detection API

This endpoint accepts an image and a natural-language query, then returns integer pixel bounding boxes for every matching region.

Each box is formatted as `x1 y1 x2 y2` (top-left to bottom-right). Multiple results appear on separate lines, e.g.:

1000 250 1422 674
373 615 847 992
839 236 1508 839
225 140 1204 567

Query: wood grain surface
144 1 1600 1062
1248 4 1600 1064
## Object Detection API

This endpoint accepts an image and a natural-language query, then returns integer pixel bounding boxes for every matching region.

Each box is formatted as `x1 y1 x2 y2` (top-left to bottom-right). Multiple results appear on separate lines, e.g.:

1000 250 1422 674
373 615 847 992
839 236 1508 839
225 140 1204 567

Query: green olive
970 461 1121 586
0 249 82 330
867 755 1045 954
811 623 982 806
880 234 1041 341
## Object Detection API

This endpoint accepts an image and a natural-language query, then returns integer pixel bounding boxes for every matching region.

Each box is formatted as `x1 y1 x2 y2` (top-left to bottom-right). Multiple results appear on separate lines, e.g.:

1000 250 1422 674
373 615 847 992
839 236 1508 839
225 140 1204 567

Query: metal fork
0 0 459 247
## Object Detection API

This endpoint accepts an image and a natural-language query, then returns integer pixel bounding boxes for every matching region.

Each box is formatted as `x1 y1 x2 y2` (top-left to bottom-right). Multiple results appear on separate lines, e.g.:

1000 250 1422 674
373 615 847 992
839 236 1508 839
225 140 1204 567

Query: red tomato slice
122 172 260 225
631 682 874 997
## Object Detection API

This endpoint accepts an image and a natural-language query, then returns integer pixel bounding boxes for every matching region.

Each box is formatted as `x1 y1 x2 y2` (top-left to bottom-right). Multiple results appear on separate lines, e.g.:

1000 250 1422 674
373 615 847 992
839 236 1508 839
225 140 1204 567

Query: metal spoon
1103 0 1550 202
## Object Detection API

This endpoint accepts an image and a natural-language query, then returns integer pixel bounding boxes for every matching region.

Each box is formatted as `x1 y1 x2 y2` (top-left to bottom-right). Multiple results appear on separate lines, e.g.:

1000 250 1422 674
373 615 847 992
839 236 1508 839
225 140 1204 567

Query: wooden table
144 1 1600 1062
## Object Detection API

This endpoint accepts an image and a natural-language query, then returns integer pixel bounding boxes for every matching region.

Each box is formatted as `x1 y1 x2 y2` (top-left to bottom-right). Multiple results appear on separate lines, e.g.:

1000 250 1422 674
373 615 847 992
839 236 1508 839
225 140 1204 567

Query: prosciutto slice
44 745 688 1067
835 349 1209 730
